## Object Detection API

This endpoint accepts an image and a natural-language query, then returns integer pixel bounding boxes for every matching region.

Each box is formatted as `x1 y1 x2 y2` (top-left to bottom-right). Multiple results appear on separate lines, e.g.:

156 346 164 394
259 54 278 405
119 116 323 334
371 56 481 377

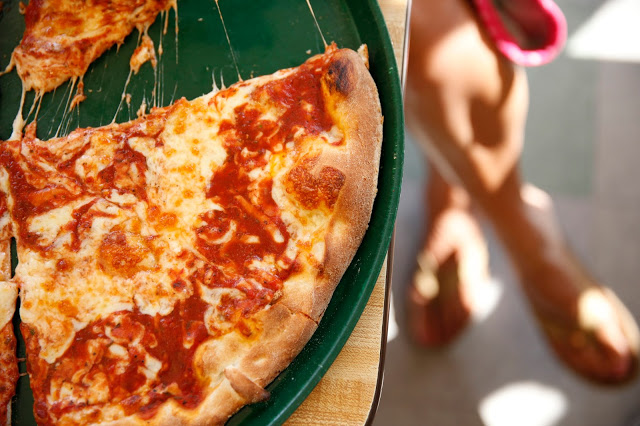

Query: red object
472 0 567 66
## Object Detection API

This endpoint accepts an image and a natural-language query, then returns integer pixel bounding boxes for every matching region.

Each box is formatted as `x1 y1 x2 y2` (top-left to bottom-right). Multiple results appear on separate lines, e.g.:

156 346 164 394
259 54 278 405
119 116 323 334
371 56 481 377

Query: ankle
483 184 565 269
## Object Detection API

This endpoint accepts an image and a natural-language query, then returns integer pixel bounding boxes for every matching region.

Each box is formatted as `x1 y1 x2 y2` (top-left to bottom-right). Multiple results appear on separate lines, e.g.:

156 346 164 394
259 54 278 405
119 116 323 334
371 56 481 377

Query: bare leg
406 0 639 384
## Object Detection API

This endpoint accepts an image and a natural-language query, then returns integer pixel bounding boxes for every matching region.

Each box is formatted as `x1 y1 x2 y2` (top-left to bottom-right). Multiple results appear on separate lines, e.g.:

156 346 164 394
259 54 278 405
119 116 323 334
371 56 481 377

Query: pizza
0 44 382 424
8 0 176 94
0 282 18 425
0 190 18 426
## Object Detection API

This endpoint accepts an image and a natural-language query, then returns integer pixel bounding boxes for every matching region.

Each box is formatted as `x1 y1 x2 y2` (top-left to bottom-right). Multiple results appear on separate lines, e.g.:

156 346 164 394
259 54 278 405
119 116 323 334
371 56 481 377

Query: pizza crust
100 304 316 425
277 48 383 321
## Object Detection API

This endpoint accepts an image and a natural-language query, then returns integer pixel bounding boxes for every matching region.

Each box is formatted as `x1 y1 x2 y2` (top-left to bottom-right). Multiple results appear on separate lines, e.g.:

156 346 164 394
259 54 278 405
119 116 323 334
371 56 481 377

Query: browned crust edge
278 47 383 321
107 304 316 425
312 48 383 319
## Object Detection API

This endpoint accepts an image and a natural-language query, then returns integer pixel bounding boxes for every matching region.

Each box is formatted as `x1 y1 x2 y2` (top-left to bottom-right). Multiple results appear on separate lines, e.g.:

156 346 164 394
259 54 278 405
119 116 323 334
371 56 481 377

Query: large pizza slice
0 45 382 424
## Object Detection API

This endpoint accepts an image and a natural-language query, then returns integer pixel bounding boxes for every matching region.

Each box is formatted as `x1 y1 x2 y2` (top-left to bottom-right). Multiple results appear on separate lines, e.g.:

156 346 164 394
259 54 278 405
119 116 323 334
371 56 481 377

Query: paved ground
374 1 640 425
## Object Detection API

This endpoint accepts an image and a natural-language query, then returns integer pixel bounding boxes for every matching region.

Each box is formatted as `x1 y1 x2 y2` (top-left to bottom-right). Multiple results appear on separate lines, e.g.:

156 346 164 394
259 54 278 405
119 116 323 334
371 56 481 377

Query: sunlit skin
405 0 639 384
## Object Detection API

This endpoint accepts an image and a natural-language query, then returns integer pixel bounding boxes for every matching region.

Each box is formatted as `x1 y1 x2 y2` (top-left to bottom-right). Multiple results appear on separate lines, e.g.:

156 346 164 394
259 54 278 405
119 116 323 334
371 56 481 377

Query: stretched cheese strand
305 0 328 48
214 0 242 82
9 86 26 141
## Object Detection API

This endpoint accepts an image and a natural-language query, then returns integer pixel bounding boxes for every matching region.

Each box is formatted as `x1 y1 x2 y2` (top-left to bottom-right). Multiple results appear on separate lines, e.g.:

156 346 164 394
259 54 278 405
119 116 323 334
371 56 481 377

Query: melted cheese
27 198 92 246
0 282 17 328
13 78 324 363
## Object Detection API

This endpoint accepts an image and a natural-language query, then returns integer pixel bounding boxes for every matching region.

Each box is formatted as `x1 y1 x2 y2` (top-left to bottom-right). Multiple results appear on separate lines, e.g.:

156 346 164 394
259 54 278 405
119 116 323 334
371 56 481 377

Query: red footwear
472 0 567 66
408 252 472 347
407 243 490 347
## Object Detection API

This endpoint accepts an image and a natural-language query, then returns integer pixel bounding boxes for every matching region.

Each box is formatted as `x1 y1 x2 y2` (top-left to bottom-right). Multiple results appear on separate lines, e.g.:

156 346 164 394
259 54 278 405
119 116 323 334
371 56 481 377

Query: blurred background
374 0 640 425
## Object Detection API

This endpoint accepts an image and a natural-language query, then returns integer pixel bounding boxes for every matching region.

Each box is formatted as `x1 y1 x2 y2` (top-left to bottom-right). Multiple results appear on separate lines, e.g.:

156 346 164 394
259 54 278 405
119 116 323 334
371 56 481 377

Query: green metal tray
0 0 403 424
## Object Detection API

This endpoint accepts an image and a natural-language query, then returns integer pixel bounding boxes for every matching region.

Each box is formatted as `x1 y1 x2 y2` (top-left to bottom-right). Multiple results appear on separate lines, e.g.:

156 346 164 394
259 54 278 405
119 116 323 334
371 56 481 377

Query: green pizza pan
0 0 403 424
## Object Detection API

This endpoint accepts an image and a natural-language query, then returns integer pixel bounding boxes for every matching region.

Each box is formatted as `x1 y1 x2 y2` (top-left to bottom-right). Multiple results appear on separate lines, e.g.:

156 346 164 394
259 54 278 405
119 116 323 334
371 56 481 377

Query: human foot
407 206 489 347
513 186 639 384
520 251 639 385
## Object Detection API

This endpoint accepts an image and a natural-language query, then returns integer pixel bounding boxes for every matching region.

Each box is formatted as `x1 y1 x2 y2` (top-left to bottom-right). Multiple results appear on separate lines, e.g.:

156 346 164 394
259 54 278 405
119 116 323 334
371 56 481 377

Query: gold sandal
531 285 639 385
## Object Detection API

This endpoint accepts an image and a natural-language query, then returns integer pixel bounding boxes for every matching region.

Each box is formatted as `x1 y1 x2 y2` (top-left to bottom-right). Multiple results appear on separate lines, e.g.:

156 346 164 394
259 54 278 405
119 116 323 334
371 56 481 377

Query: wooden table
285 1 409 424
